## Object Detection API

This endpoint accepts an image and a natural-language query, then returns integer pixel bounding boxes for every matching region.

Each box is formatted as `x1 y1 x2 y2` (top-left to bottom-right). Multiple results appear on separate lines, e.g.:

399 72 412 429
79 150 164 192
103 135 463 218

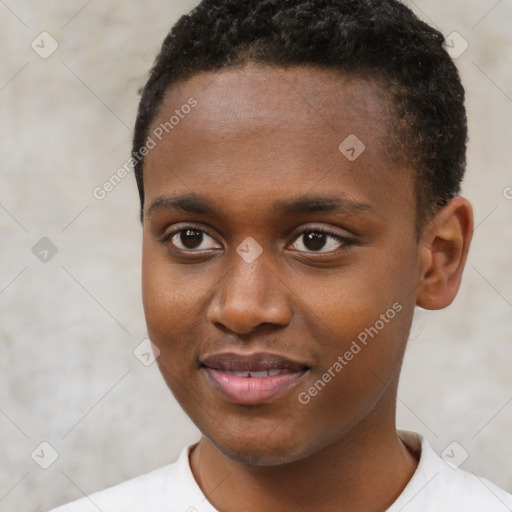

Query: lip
200 352 310 405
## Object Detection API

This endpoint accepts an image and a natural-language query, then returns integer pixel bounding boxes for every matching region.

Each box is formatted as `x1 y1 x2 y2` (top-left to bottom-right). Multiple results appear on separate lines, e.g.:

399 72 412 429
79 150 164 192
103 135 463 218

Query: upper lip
200 352 309 372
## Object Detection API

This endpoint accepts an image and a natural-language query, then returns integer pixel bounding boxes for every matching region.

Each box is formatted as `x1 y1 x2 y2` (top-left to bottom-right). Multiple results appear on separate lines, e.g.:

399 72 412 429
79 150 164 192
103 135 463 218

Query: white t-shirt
50 431 512 512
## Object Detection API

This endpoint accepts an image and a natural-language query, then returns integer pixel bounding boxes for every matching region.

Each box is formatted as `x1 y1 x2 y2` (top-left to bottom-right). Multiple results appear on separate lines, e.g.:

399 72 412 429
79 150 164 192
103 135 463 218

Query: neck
189 409 418 512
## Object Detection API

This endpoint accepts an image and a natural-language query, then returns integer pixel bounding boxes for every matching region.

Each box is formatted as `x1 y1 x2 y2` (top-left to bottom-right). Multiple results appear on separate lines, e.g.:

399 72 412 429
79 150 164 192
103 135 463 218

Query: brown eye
167 228 221 251
289 229 352 254
303 232 328 251
179 229 203 249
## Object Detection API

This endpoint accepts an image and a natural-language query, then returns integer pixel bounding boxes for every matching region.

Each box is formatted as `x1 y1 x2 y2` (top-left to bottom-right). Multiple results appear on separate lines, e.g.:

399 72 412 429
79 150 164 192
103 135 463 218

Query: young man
52 0 512 510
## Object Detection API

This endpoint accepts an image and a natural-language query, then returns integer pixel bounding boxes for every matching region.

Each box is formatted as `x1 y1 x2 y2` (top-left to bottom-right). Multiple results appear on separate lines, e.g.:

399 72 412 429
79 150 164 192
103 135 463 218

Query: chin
204 423 316 467
214 441 304 467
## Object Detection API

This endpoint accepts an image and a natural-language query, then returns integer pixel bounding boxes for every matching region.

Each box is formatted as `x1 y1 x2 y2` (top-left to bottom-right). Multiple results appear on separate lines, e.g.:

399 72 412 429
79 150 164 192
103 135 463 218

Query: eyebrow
147 192 375 217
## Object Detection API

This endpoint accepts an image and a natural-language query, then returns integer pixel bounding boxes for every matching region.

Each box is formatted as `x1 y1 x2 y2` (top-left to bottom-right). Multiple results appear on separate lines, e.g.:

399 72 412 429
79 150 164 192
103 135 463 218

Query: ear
416 197 474 310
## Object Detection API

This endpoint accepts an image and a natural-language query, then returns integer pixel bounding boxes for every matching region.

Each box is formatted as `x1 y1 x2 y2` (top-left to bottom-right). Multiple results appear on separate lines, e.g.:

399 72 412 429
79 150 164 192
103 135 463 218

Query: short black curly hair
132 0 467 231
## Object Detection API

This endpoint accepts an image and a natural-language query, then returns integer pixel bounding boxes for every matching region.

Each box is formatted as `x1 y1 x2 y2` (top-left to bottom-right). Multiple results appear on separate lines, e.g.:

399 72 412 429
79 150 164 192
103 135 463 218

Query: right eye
165 227 222 252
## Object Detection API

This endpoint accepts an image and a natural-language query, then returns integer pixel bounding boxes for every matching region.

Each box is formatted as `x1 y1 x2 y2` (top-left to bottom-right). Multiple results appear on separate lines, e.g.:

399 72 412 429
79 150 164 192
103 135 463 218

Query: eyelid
288 224 355 243
160 223 222 248
286 225 356 254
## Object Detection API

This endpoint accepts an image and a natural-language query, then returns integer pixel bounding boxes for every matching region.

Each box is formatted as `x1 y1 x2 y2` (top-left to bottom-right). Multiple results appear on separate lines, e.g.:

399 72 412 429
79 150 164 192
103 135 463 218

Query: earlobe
416 197 474 310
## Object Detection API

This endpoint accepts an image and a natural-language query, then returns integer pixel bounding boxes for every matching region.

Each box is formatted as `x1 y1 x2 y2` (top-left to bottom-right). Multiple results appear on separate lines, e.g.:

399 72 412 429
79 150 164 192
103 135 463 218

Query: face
141 65 421 466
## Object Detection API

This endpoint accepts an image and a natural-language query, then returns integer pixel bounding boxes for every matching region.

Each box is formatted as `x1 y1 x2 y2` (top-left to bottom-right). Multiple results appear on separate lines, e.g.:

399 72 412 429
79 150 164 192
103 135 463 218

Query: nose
207 253 292 335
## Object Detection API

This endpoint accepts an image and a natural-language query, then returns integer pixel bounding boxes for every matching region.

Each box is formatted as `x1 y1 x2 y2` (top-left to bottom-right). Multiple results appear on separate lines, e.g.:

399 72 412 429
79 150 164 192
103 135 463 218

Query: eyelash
161 225 355 255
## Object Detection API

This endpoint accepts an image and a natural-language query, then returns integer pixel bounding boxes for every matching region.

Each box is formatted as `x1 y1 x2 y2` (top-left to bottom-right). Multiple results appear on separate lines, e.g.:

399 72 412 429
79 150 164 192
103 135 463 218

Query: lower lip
203 368 307 405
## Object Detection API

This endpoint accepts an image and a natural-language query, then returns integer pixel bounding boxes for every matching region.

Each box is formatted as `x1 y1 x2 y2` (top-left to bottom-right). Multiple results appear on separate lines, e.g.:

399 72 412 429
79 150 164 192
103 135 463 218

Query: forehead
152 64 390 142
143 64 413 223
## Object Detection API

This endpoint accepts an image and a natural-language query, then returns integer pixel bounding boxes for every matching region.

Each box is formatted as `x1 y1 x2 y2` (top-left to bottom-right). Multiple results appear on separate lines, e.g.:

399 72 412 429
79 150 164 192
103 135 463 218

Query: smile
200 352 309 405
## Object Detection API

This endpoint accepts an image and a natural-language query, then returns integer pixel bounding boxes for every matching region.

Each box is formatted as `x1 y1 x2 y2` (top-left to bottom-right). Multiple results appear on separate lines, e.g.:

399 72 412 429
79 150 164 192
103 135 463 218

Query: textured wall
0 1 511 511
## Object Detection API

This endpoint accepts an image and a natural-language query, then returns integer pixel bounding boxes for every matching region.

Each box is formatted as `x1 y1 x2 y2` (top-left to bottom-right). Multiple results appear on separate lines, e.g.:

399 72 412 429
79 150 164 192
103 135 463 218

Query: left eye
169 228 220 251
289 230 350 253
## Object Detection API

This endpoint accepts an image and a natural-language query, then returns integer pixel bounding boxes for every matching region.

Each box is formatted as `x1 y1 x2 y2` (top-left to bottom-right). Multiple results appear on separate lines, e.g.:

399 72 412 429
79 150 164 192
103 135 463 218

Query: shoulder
48 444 217 512
389 431 512 512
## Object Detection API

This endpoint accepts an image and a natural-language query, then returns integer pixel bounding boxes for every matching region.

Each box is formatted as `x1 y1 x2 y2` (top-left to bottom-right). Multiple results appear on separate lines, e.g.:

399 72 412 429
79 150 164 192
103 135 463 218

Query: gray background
1 1 511 511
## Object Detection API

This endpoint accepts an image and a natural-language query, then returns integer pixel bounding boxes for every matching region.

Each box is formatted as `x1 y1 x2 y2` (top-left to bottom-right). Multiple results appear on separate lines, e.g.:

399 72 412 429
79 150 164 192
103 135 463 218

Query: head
134 0 473 465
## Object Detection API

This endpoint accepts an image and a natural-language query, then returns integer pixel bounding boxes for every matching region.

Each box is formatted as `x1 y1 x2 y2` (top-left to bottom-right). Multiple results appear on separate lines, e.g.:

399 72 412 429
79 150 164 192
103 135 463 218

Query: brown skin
141 64 473 512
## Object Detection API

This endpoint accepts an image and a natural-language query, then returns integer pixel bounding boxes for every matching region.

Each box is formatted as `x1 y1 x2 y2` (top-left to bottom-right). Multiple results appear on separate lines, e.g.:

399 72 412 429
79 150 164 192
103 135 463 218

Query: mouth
200 352 310 405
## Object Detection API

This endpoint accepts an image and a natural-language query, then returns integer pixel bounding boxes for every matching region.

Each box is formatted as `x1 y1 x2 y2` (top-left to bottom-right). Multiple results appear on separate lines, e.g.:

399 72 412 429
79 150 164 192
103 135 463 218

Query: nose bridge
207 248 291 333
230 254 272 301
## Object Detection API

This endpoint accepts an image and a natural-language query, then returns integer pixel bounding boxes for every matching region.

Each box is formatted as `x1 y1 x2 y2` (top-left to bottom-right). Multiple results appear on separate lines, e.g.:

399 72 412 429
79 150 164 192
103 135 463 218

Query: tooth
249 370 268 378
229 371 250 377
268 369 281 376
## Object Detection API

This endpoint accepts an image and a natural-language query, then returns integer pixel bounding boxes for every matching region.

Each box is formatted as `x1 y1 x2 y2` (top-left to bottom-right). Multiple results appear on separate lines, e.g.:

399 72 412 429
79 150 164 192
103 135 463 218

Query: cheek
141 236 231 386
290 257 415 416
141 240 203 351
141 244 211 410
290 260 399 338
